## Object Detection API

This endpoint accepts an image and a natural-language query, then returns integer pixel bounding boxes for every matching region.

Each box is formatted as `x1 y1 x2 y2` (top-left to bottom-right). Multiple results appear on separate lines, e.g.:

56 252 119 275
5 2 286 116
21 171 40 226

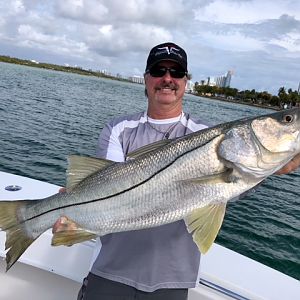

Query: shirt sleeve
96 122 125 162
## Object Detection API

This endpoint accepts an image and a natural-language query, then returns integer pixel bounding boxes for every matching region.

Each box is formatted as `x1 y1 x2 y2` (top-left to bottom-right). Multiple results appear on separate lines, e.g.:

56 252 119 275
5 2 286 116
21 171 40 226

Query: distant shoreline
0 55 131 83
193 94 279 111
0 56 282 111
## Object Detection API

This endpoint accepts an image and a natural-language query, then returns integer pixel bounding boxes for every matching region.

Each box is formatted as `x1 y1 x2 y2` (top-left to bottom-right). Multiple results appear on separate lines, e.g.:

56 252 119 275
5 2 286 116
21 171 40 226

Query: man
79 42 206 300
55 42 300 299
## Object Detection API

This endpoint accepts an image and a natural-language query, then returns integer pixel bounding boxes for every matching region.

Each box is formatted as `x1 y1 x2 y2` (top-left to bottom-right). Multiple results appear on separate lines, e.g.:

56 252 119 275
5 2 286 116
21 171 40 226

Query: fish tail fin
0 200 36 271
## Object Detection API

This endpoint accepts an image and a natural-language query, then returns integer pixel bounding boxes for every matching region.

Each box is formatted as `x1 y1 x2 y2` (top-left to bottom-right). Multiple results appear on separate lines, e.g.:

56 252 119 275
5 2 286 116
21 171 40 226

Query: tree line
193 83 300 109
0 55 129 82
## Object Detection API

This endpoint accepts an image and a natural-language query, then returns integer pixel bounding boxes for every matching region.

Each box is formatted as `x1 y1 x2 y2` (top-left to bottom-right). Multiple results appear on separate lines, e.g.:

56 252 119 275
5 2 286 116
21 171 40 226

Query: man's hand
276 153 300 175
52 216 70 234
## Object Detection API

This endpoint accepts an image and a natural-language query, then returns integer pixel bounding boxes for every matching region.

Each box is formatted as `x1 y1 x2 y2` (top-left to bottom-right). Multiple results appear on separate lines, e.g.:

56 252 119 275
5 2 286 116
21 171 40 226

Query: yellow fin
5 228 35 271
52 229 97 246
126 140 171 160
185 203 227 254
66 155 114 190
51 216 97 246
0 200 37 271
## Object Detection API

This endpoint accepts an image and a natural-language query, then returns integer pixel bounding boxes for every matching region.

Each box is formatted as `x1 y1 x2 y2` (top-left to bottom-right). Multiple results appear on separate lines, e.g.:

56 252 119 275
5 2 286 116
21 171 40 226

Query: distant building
185 80 194 93
224 71 232 87
201 70 233 88
129 75 145 84
215 71 232 88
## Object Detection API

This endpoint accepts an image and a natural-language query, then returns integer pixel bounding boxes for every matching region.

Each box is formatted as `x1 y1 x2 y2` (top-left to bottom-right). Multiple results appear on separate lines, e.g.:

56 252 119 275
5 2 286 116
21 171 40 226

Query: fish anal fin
126 140 171 160
67 155 114 190
52 216 97 246
52 229 97 247
184 203 227 254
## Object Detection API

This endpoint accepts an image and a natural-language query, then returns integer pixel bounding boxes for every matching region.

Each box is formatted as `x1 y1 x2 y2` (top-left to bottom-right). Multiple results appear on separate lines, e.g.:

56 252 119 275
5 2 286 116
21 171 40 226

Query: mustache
155 83 178 91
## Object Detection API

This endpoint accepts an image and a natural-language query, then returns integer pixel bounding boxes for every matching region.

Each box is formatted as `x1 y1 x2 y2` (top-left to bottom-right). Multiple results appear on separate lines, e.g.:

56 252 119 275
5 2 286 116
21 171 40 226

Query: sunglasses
146 66 187 79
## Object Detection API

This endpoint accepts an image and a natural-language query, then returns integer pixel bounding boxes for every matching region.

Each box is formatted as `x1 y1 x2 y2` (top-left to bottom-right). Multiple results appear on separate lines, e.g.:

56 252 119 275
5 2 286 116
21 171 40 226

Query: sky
0 0 300 95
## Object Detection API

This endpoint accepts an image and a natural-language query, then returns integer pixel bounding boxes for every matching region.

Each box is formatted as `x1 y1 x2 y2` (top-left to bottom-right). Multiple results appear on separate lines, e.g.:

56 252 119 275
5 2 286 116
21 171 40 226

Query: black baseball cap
145 42 188 72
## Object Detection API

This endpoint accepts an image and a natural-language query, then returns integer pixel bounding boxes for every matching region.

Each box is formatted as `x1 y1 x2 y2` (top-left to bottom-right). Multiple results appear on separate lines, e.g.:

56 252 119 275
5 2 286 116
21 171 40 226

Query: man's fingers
276 153 300 175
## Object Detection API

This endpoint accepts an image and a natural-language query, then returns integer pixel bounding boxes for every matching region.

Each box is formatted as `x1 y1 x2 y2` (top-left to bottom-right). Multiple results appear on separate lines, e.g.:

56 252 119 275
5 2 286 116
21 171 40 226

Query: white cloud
56 0 108 23
270 32 300 52
17 24 89 58
55 0 188 27
198 31 266 52
0 0 299 93
86 23 172 56
9 0 26 14
98 25 113 37
194 0 300 24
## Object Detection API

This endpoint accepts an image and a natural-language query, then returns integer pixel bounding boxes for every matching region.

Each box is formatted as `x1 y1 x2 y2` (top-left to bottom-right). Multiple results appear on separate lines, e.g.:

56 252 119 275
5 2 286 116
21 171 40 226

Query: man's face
144 61 187 108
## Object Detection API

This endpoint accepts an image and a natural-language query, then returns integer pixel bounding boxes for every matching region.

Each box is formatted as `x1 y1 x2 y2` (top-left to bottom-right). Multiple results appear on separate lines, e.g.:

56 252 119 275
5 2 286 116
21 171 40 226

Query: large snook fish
1 108 300 271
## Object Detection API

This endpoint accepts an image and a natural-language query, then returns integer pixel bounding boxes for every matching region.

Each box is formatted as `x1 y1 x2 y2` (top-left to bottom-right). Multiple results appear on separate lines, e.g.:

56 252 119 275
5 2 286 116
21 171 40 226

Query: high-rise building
204 70 233 88
185 80 194 93
224 70 233 87
215 71 232 88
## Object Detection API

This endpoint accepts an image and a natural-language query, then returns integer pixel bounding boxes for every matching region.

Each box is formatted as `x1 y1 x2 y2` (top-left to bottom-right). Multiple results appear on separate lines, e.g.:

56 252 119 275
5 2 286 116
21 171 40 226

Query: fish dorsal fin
184 203 227 254
66 155 114 190
126 140 172 160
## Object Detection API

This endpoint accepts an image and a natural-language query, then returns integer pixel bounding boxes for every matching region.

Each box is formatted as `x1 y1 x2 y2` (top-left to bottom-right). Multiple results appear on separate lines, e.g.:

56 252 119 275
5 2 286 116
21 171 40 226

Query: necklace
146 112 183 139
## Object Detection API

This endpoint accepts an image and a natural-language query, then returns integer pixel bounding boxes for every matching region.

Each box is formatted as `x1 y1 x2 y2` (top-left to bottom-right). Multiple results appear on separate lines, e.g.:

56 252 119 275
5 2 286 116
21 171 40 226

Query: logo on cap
155 46 182 58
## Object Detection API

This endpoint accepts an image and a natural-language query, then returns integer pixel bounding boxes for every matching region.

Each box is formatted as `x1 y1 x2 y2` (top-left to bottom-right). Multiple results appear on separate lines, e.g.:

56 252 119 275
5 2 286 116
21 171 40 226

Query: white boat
0 171 299 300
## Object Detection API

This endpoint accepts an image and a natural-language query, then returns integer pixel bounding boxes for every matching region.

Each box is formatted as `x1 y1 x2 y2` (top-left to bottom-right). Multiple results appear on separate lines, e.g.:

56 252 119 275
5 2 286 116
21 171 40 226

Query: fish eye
282 114 294 123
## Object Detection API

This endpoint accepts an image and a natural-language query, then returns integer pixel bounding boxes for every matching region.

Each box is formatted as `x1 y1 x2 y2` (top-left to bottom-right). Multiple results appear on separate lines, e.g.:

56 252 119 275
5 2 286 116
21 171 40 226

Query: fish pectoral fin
184 203 227 254
126 140 172 160
52 229 97 246
67 155 114 190
181 169 233 185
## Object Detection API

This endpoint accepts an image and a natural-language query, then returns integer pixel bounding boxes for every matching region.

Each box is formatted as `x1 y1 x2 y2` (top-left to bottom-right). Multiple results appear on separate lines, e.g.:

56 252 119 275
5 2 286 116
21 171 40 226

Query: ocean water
0 62 299 280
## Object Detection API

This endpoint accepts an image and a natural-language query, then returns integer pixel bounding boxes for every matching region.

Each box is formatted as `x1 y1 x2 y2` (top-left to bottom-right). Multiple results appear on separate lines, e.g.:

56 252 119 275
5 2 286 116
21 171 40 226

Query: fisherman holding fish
63 43 300 299
1 43 300 300
75 42 206 300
